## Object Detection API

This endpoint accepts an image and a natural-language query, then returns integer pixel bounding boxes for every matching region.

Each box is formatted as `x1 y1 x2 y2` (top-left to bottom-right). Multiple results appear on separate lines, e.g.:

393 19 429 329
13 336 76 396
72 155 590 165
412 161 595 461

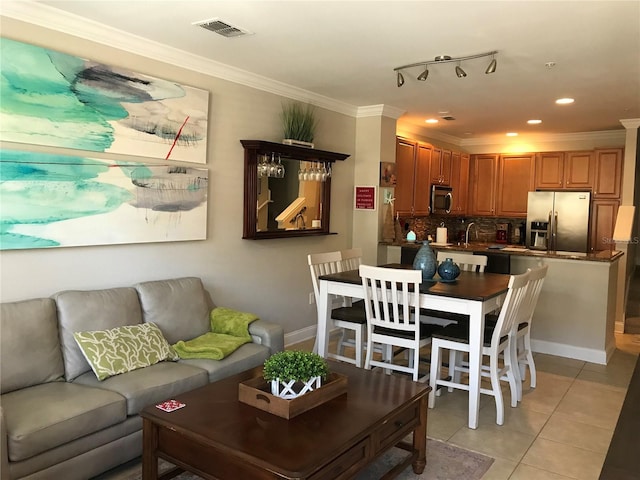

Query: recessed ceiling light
555 98 575 105
527 119 542 124
425 119 439 124
506 132 518 137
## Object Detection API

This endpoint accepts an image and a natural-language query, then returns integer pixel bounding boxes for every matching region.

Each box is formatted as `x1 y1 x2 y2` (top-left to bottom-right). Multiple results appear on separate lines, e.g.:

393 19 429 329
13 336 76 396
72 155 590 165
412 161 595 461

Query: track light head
417 66 429 81
455 63 467 78
397 71 405 87
485 56 497 74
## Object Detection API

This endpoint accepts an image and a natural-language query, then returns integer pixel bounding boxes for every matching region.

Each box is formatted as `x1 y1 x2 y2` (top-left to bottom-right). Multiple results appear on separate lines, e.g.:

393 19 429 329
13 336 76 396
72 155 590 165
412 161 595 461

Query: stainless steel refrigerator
526 191 591 253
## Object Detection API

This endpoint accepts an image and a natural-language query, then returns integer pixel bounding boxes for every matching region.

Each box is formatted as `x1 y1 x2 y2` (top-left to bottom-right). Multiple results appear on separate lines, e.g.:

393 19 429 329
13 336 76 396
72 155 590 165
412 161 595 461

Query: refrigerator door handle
548 211 554 251
551 211 559 251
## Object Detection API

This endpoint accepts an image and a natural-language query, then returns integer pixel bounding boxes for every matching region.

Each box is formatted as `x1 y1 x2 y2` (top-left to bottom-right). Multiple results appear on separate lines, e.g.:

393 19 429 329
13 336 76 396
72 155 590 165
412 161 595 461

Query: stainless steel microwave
431 185 453 214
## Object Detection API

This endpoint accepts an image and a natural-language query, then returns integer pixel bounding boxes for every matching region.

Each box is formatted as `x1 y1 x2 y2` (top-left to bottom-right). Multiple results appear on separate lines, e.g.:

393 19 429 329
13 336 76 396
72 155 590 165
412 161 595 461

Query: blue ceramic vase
413 240 437 281
437 257 461 281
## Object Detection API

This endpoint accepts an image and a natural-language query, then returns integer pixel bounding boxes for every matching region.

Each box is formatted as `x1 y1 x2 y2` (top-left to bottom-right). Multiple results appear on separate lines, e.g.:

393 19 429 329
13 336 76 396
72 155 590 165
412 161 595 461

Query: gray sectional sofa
0 277 284 480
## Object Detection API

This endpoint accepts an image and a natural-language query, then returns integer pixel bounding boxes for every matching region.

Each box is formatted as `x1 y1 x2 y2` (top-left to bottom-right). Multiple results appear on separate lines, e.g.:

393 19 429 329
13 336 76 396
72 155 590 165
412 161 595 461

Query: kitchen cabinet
535 151 594 190
430 147 451 185
469 153 533 217
469 154 499 216
590 199 619 252
449 152 469 215
496 154 535 217
394 137 431 216
593 148 623 199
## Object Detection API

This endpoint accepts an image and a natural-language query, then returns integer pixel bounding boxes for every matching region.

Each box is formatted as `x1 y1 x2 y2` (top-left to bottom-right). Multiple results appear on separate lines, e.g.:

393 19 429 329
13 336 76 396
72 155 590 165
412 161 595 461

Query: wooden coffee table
140 361 430 480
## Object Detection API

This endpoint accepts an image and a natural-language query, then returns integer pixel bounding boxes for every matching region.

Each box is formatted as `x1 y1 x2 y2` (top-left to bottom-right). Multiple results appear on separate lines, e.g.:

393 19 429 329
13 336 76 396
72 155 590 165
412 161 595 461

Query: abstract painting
0 38 209 164
0 149 208 250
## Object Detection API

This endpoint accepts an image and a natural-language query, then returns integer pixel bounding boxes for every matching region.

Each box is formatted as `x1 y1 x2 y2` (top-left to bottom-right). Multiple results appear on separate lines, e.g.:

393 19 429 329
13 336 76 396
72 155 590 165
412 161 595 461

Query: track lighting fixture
417 65 429 81
394 50 498 87
485 54 497 74
455 62 467 78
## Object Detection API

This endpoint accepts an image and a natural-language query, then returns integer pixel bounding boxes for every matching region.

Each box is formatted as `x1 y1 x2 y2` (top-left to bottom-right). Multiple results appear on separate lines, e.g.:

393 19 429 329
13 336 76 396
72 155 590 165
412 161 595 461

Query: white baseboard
531 338 608 365
285 325 317 347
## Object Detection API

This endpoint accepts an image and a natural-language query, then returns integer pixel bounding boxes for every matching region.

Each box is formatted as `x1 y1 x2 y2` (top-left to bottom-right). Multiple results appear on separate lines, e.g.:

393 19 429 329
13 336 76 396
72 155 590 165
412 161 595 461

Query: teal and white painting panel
0 149 208 250
0 38 209 164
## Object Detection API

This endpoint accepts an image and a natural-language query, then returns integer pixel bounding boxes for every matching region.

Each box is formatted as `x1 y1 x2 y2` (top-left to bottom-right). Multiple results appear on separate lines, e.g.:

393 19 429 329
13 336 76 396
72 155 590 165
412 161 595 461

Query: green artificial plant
281 102 317 143
263 350 329 383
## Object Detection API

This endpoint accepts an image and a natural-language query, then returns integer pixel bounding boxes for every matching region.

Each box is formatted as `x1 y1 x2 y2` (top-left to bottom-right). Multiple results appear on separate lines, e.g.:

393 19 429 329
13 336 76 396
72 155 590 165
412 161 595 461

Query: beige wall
0 18 357 341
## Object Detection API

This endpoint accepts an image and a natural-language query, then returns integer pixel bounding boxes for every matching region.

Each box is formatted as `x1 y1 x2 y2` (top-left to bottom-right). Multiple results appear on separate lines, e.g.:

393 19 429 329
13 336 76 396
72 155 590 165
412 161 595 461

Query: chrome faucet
291 206 307 230
465 222 477 246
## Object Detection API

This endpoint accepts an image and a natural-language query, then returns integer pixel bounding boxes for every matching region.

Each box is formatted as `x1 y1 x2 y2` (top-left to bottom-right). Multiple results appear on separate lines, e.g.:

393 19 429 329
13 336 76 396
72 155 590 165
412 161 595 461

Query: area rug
122 438 493 480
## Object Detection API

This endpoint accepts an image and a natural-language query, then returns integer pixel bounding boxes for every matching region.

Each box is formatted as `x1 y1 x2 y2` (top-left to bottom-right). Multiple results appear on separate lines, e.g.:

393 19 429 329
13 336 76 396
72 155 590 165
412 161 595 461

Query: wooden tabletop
319 264 510 301
140 360 428 477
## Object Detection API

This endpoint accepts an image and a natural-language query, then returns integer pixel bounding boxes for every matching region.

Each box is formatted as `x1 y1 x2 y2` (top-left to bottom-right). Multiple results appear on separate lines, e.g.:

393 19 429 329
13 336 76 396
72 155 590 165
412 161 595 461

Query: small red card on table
155 399 186 412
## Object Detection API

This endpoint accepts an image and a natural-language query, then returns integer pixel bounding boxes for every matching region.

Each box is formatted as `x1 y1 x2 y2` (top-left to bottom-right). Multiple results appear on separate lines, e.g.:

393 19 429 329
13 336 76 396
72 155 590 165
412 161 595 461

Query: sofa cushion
74 322 179 381
180 342 271 383
73 361 208 415
1 298 64 394
53 288 143 381
1 382 126 462
135 277 211 344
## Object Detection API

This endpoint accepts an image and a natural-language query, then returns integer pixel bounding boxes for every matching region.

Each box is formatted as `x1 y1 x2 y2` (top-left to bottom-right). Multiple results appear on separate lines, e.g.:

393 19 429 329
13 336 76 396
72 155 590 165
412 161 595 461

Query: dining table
316 263 511 429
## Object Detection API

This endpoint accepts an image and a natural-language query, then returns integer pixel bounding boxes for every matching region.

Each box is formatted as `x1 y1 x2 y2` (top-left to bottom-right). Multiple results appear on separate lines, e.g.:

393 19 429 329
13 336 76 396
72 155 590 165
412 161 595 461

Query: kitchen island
383 242 623 364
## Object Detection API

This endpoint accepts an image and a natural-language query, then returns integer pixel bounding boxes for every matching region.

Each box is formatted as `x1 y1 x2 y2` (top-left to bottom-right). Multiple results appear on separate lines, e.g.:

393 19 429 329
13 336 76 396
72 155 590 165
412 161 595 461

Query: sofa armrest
1 406 9 480
248 320 284 355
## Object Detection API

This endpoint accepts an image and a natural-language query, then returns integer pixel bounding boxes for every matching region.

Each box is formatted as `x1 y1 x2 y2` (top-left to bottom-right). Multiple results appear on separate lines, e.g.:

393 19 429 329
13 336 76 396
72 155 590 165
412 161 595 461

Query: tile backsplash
398 215 527 245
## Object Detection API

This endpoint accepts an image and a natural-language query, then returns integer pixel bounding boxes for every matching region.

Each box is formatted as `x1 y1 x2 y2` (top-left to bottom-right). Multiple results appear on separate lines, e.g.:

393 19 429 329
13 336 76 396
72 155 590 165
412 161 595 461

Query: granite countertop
383 241 623 263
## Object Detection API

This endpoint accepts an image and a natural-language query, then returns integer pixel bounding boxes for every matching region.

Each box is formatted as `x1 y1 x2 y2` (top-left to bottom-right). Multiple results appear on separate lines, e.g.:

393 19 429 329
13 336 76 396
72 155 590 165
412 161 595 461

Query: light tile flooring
290 332 640 480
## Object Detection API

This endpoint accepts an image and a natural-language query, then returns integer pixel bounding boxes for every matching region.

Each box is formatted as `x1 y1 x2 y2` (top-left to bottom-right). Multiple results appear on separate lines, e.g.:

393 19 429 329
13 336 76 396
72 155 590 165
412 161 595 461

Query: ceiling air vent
193 18 253 38
441 115 456 121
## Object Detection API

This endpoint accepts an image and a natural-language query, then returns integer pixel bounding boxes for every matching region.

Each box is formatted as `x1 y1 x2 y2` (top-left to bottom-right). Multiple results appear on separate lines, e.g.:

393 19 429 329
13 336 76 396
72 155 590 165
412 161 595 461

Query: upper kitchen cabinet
496 154 535 217
469 154 499 216
593 148 623 199
395 137 431 216
430 147 452 185
535 151 594 190
449 152 469 215
469 153 533 217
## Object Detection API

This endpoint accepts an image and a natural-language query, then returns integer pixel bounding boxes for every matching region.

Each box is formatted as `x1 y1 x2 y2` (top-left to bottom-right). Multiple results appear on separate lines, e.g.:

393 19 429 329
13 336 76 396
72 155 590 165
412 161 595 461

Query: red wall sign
354 186 377 210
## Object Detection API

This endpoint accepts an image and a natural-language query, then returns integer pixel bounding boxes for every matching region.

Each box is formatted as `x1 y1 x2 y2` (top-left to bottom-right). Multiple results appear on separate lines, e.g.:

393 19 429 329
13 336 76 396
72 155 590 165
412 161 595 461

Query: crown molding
620 118 640 129
356 105 405 119
458 129 626 147
0 0 358 117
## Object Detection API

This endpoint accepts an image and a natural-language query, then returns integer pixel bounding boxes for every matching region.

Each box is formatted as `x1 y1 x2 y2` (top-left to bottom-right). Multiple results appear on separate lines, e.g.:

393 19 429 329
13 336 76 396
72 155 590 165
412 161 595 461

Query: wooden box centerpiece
239 351 347 419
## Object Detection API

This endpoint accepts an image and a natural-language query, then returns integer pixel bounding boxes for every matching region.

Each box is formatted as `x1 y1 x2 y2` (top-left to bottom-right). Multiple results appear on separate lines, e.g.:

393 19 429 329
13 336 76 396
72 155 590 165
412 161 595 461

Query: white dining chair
360 264 443 382
308 251 367 368
436 251 487 273
513 264 548 398
340 247 362 272
428 270 530 425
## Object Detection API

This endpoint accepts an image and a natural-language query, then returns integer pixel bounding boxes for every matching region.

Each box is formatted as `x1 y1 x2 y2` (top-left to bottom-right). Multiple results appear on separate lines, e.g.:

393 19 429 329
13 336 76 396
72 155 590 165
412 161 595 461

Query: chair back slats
340 247 363 272
307 251 342 302
491 271 530 343
436 251 487 273
359 265 422 335
522 264 548 323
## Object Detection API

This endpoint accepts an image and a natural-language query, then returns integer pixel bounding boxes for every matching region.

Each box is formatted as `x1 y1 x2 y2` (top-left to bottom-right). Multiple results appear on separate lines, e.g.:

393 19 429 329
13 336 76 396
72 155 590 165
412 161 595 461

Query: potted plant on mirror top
263 350 329 399
281 101 317 148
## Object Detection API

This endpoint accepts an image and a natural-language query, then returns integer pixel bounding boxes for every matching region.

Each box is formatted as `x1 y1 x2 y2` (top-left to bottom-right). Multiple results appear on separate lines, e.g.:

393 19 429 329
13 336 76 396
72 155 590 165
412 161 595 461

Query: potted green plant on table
281 101 317 148
263 350 329 399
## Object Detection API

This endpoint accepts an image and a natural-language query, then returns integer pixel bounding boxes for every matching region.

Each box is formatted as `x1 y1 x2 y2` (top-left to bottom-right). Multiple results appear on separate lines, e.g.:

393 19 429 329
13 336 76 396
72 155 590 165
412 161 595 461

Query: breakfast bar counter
381 242 623 365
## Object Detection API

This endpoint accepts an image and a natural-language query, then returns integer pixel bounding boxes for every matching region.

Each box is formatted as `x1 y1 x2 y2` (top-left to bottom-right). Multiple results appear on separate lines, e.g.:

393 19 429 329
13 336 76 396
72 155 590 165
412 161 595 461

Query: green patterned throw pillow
73 322 179 381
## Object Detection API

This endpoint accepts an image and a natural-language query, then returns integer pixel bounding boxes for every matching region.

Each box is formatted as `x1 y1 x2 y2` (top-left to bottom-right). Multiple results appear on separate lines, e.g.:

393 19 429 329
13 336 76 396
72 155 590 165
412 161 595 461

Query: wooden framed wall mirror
241 140 349 239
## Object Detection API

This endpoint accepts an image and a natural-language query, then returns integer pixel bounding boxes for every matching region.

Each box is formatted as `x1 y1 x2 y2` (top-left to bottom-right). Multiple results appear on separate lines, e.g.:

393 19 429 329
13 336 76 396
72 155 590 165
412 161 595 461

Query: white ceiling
6 1 640 144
